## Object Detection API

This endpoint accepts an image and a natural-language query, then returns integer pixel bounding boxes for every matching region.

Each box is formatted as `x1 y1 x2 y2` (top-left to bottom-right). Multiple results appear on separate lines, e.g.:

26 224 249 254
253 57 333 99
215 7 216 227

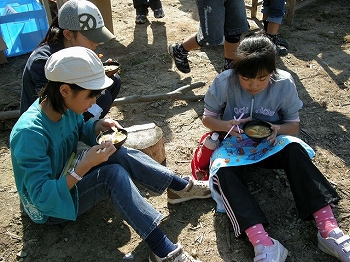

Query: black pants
83 74 121 122
213 142 340 237
133 0 162 15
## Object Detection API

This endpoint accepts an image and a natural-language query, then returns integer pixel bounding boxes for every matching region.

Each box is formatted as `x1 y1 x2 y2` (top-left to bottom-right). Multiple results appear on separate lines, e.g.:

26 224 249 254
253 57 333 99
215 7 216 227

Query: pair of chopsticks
223 113 245 140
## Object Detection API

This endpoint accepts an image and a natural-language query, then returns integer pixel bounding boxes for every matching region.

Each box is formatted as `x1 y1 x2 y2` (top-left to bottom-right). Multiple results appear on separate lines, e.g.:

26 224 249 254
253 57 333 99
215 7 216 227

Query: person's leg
213 166 269 237
76 164 199 260
256 143 350 259
213 166 288 261
168 33 199 74
261 0 289 55
76 164 162 237
223 40 239 70
148 0 164 18
169 0 226 73
99 146 211 202
182 34 201 52
223 0 249 68
133 0 149 24
256 143 340 220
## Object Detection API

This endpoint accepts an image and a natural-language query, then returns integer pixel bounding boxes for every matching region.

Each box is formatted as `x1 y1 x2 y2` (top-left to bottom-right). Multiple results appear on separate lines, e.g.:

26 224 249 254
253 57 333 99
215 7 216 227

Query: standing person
133 0 165 24
261 0 289 56
11 46 211 262
20 0 121 122
201 33 350 261
168 0 249 73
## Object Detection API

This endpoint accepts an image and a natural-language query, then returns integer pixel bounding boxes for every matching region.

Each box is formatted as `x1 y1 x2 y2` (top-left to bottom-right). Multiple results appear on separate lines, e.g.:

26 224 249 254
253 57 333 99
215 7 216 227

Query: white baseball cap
45 46 114 90
58 0 115 44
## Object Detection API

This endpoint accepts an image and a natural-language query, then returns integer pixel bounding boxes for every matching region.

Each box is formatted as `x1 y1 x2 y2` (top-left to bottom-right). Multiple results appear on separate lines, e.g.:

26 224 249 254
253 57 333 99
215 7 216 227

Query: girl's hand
94 118 123 135
226 117 251 138
267 124 280 146
79 143 116 169
67 143 116 188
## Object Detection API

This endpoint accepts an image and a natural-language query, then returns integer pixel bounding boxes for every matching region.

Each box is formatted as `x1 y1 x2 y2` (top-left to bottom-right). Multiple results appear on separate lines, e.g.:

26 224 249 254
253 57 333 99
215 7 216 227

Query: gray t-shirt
204 69 303 124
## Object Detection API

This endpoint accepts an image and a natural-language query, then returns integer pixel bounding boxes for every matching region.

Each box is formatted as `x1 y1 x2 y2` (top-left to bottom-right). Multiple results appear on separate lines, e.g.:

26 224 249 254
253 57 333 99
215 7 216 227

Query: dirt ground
0 0 350 261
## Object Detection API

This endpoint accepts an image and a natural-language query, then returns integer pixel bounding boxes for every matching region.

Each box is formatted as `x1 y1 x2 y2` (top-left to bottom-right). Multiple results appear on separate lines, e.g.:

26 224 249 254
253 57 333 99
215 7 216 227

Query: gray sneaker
318 228 350 261
149 243 200 262
254 238 288 262
167 177 211 204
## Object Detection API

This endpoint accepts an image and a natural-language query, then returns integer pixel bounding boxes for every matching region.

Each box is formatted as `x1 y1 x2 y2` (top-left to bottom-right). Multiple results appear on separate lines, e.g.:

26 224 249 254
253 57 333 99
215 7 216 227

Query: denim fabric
196 0 249 46
261 0 286 24
47 147 176 240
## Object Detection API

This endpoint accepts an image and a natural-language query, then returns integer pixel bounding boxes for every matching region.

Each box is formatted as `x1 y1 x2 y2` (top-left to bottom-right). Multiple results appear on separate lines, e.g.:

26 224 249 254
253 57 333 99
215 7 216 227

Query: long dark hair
38 16 78 47
233 32 277 78
38 82 101 114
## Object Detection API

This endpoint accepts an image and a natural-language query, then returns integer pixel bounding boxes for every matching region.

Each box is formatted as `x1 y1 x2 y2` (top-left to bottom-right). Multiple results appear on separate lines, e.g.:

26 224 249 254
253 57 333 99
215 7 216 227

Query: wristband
69 168 82 181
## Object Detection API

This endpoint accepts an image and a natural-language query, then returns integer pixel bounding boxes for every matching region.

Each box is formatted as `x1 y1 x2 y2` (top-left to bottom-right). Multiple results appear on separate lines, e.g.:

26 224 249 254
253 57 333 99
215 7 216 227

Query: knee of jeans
100 164 130 183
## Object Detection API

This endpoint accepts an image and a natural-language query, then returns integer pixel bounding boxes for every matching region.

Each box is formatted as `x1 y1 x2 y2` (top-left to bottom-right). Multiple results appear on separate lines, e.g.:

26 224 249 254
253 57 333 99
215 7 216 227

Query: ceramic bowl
96 128 128 149
242 120 273 142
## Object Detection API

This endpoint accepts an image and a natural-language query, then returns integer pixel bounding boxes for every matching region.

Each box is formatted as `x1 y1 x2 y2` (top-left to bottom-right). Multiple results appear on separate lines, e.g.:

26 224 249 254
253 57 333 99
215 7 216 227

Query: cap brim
80 26 115 44
77 75 114 90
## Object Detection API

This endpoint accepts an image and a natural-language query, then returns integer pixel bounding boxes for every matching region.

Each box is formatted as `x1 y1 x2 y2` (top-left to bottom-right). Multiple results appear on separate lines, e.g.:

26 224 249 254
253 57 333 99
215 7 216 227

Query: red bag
191 132 217 181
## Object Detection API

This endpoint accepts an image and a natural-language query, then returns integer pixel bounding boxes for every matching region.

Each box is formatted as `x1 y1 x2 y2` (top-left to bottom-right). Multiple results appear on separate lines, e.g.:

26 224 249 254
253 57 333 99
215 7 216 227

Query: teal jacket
10 100 97 224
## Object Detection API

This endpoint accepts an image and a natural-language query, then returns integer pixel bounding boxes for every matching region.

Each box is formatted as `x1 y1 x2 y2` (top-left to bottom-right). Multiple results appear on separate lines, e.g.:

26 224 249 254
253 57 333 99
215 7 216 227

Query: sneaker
168 43 190 73
254 238 288 262
153 8 165 18
274 44 288 57
273 35 289 49
135 14 148 24
266 34 288 57
167 177 211 204
222 59 233 72
317 228 350 261
149 243 200 262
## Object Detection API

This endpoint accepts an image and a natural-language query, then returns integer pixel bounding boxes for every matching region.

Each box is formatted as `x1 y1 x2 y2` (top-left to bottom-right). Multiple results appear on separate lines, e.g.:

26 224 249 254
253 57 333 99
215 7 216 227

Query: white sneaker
254 238 288 262
149 243 200 262
318 228 350 261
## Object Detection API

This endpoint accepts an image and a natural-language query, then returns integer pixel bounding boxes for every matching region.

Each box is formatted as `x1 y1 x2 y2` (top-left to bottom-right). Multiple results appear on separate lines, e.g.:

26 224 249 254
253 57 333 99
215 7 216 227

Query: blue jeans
47 147 175 240
196 0 249 46
261 0 285 24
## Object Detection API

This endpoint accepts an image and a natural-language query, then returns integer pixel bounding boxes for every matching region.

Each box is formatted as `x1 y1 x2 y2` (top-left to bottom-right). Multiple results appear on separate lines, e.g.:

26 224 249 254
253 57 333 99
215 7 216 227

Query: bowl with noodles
96 128 128 149
242 120 273 142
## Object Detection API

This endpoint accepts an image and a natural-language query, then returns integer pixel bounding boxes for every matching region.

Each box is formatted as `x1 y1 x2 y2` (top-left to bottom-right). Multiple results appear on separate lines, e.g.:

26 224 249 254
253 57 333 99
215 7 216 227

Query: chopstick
96 148 107 154
223 113 244 140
